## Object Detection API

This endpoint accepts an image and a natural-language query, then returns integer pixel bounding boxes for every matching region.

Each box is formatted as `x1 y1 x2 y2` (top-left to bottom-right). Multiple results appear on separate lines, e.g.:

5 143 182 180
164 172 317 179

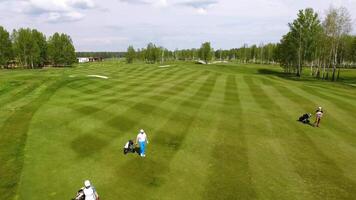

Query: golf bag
72 188 85 200
298 113 311 124
124 140 139 155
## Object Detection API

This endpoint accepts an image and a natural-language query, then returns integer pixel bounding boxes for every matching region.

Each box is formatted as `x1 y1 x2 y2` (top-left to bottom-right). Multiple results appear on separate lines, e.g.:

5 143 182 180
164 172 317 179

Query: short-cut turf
1 60 356 200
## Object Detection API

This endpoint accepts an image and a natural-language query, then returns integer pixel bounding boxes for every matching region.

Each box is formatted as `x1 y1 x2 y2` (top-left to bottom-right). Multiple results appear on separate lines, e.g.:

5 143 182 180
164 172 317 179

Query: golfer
136 129 149 157
314 107 324 127
83 180 99 200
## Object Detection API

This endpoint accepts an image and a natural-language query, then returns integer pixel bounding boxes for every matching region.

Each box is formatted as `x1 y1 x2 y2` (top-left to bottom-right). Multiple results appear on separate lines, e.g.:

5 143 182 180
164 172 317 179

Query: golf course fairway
1 60 356 200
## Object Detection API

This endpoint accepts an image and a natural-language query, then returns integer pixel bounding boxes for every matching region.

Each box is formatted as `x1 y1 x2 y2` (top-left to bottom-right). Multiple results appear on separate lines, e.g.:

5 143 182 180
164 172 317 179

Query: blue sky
0 0 355 51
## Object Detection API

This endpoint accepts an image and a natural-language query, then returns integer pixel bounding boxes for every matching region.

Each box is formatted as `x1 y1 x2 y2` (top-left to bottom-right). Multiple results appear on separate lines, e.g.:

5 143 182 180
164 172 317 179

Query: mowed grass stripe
262 76 356 152
66 67 160 96
17 69 215 200
77 71 213 200
68 66 183 99
66 64 157 89
119 67 201 100
0 79 71 200
60 67 189 122
154 74 226 199
0 80 46 108
113 72 220 199
205 75 257 200
65 68 201 131
301 85 356 118
0 81 24 97
103 70 209 135
242 76 311 200
109 67 196 99
261 77 356 184
260 74 356 103
262 77 356 141
248 76 356 200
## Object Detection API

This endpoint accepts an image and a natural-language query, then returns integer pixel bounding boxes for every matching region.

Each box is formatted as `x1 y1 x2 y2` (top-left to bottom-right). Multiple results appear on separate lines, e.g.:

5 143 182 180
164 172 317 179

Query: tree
47 33 76 66
199 42 212 64
289 8 322 77
352 36 356 63
126 45 136 63
0 26 12 67
32 29 47 67
323 6 352 81
12 28 41 68
275 32 298 73
143 43 161 63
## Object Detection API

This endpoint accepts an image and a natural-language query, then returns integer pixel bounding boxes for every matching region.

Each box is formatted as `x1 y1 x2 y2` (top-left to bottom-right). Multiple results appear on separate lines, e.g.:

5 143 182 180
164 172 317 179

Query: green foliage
32 30 47 67
47 33 76 66
0 26 76 68
0 26 12 66
277 6 355 80
76 52 124 58
124 43 278 64
275 32 298 73
199 42 212 64
12 28 42 68
288 8 322 76
126 45 136 63
144 43 161 63
353 37 356 62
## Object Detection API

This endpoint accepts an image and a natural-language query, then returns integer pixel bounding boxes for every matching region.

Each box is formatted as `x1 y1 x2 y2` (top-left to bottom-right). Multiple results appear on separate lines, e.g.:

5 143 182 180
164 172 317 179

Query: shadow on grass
258 68 356 86
257 69 318 82
296 120 315 127
71 134 108 157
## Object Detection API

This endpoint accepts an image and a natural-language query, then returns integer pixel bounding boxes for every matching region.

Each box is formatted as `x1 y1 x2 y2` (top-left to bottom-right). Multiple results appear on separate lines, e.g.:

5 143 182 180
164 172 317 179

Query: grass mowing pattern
0 61 356 200
0 77 70 199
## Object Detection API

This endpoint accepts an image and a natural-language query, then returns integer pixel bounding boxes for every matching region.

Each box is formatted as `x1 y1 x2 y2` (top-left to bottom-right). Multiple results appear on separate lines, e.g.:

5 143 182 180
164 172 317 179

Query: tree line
0 26 76 68
275 6 356 80
125 42 278 65
76 52 125 59
124 6 356 81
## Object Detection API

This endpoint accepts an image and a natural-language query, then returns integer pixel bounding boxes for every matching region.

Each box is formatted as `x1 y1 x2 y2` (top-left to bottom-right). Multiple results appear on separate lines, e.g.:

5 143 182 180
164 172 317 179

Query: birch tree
323 6 352 81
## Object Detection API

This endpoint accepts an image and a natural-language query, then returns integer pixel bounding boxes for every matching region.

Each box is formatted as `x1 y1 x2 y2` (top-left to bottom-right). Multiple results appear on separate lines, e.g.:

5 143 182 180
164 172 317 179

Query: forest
0 27 76 68
125 6 356 81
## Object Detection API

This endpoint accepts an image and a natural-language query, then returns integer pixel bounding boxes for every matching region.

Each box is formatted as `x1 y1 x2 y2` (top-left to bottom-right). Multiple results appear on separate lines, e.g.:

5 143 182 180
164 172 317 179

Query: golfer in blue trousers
136 129 149 157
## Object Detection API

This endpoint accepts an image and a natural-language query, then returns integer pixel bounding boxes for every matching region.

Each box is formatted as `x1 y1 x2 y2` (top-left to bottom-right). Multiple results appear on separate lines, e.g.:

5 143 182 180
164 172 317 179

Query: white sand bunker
87 75 109 79
159 65 171 68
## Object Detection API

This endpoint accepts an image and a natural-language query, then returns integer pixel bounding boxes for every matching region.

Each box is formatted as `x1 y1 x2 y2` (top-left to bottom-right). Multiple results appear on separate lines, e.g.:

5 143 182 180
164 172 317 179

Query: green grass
1 60 356 200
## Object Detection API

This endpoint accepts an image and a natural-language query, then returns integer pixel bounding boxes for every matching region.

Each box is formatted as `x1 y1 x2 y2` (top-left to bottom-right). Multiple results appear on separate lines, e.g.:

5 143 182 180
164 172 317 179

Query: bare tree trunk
322 61 326 79
297 36 302 77
332 49 336 81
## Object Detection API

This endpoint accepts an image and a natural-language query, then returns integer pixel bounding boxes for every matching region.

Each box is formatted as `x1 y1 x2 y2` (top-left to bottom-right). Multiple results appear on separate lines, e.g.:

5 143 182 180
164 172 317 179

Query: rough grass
0 61 356 200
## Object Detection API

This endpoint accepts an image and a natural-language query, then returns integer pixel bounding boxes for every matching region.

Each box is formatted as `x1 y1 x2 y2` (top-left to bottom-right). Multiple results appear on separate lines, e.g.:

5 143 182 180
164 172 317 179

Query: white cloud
47 11 84 23
19 0 95 22
1 0 355 51
177 0 217 14
154 0 167 7
196 8 207 15
119 0 167 6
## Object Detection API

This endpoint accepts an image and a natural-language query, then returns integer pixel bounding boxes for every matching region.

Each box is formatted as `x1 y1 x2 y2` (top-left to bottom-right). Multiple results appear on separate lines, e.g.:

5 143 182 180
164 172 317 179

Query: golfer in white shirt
136 129 149 157
83 180 99 200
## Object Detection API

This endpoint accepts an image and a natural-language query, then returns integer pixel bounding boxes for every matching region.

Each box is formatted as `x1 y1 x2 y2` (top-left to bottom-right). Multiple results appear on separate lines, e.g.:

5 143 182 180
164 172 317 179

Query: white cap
318 107 322 110
140 129 145 133
84 180 91 187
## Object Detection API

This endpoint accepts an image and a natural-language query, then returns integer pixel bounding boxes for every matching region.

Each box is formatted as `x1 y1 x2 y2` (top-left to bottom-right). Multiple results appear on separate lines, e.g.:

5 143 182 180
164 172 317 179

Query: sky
0 0 356 51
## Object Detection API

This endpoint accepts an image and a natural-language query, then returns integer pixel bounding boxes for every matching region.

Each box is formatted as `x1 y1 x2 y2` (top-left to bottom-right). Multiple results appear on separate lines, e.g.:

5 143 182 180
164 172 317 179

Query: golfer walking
314 107 324 127
136 129 149 157
83 180 99 200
